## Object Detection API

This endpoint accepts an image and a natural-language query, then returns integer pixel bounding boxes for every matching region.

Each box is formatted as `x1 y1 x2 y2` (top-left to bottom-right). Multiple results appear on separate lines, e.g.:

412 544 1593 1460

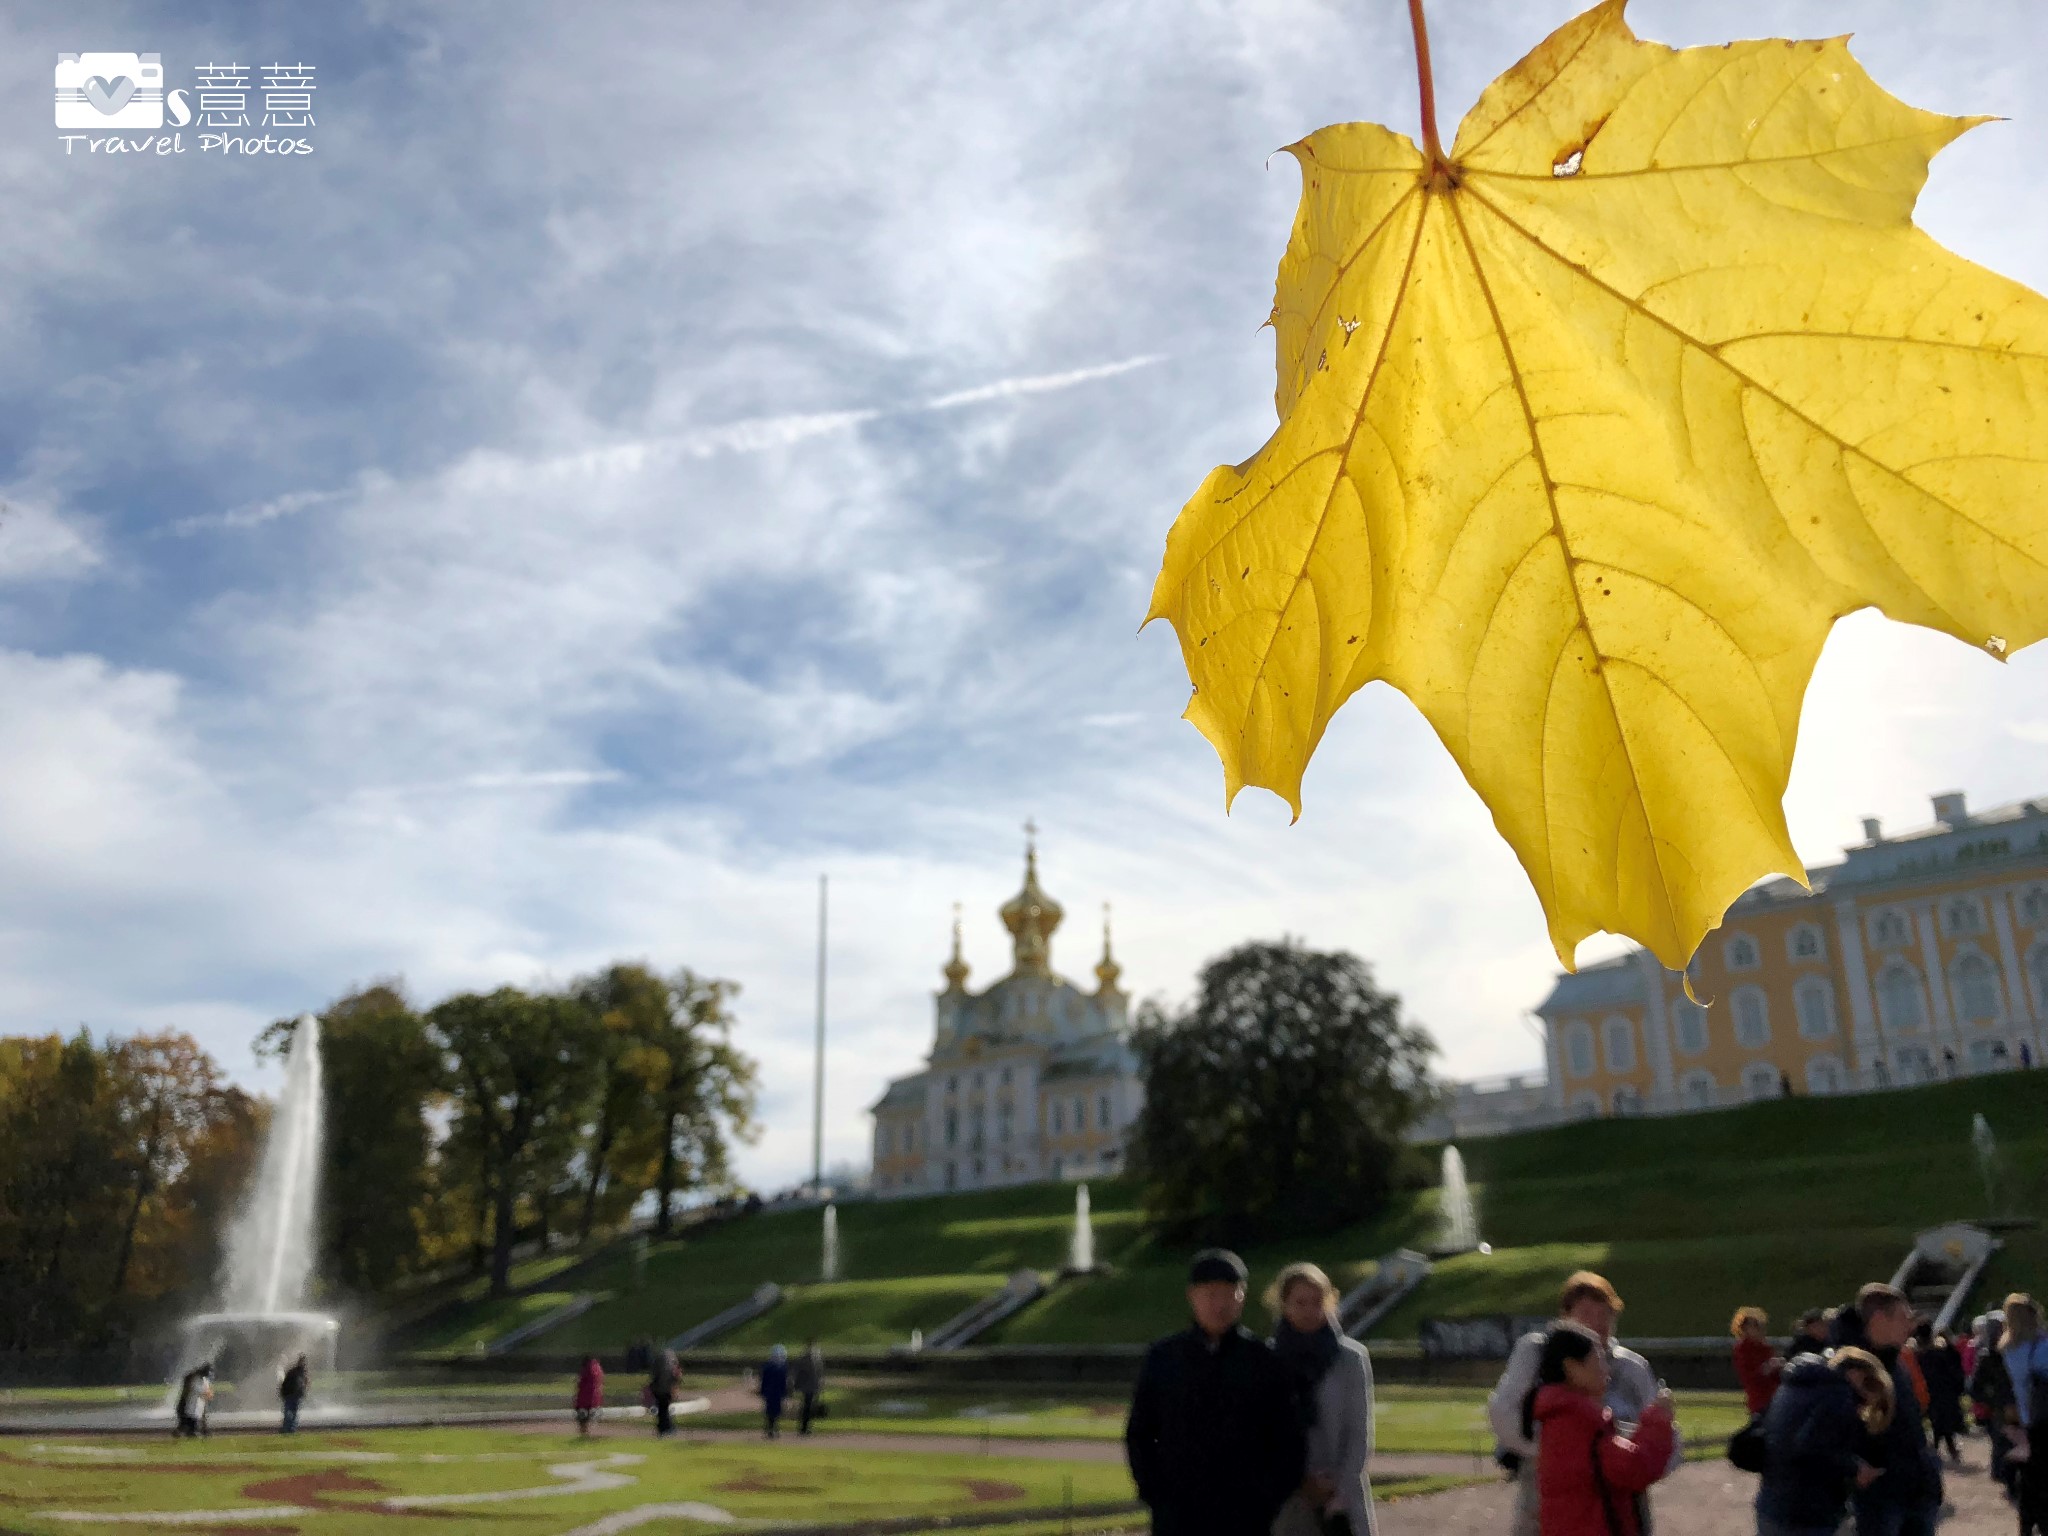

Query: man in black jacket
1851 1284 1943 1536
1125 1249 1306 1536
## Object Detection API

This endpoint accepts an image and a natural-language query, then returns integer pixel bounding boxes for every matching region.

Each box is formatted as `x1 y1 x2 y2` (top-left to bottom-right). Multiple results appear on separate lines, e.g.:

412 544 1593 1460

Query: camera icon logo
55 52 164 129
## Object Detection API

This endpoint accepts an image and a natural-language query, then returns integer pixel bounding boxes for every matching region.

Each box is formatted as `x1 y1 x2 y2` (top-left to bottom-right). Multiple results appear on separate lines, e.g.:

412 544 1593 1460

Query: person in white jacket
1486 1271 1682 1536
1270 1261 1376 1536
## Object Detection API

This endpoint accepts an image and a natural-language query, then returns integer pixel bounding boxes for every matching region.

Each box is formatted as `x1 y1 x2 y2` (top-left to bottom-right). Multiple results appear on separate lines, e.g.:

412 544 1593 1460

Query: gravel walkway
1378 1445 2020 1535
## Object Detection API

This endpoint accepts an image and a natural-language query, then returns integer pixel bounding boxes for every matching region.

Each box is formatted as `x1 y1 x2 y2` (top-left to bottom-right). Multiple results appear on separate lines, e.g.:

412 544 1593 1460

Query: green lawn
689 1382 1750 1456
406 1069 2048 1353
0 1424 1139 1536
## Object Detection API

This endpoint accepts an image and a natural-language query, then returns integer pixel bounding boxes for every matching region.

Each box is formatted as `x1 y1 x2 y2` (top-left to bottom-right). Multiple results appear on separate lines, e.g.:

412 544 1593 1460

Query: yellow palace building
1536 790 2048 1119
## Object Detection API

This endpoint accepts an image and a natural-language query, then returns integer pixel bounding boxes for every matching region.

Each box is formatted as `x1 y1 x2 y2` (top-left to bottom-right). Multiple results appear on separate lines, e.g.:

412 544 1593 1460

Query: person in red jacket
573 1355 605 1436
1732 1306 1784 1416
1523 1322 1677 1536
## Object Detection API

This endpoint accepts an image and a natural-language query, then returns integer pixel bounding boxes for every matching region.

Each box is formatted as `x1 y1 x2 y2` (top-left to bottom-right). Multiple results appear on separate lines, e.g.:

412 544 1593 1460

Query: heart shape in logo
84 75 136 115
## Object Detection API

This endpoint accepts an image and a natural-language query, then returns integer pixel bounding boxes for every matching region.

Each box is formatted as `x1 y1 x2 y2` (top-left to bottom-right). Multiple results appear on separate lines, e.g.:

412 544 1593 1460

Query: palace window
1000 1065 1012 1086
1571 1093 1601 1119
2021 886 2048 926
1952 952 2001 1024
944 1110 959 1147
1098 1093 1113 1129
1603 1016 1636 1074
1564 1019 1595 1077
2031 944 2048 1013
1051 1102 1064 1134
1805 1056 1844 1095
1893 1044 1934 1085
1876 963 1926 1034
1944 898 1986 937
997 1105 1013 1143
1673 999 1708 1054
1743 1063 1782 1100
1679 1071 1716 1110
1870 909 1911 948
1795 979 1836 1039
1732 987 1770 1048
1612 1086 1642 1116
1968 1040 2009 1071
969 1105 985 1148
1788 925 1824 962
1726 934 1760 971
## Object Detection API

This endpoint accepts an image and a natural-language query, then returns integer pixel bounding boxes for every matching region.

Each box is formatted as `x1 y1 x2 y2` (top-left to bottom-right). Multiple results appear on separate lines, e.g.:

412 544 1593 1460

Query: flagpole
812 873 827 1192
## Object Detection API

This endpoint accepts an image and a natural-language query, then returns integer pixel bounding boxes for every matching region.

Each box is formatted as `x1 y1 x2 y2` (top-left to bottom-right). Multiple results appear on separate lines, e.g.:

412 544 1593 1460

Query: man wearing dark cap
1125 1249 1305 1536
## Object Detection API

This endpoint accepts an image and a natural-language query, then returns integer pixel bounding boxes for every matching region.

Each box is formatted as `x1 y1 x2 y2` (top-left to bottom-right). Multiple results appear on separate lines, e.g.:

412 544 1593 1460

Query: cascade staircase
1340 1249 1433 1339
922 1271 1046 1351
667 1282 783 1350
482 1292 599 1356
1889 1225 2000 1335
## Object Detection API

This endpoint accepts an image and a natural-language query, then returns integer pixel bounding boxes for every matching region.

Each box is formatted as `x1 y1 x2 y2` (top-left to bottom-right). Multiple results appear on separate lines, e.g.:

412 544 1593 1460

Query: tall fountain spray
821 1202 840 1282
1436 1146 1480 1255
1069 1183 1095 1273
177 1015 337 1387
222 1014 325 1314
1972 1114 2003 1215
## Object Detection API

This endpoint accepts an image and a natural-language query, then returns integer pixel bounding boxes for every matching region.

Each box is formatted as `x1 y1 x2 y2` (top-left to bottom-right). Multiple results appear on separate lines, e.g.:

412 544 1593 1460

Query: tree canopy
1129 940 1437 1246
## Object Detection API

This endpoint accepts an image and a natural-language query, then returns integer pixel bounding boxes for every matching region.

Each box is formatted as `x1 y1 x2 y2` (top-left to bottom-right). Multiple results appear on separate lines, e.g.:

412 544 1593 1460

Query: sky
7 0 2048 1192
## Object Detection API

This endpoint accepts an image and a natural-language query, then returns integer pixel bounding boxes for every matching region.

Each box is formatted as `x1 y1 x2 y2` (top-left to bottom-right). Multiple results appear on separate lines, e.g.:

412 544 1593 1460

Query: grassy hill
401 1069 2047 1355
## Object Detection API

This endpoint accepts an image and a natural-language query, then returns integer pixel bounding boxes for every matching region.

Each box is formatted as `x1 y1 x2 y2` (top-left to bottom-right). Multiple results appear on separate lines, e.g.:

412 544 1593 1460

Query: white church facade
868 838 1142 1194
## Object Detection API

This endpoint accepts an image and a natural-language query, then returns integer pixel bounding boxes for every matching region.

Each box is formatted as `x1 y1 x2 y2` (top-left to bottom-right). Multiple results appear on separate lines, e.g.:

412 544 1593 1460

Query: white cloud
0 499 99 582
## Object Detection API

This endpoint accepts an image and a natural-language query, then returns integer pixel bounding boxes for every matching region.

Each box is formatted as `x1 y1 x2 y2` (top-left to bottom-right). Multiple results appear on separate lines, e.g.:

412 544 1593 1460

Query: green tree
644 969 758 1235
429 987 602 1295
0 1033 125 1348
1129 940 1437 1245
568 964 672 1244
258 983 442 1296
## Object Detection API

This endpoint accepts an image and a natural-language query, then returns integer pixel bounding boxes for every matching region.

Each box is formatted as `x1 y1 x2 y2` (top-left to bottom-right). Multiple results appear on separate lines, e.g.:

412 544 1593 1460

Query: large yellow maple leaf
1147 0 2048 972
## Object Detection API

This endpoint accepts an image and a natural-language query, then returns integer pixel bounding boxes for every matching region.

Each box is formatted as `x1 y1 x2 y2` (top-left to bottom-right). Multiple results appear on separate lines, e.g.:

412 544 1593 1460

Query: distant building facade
868 839 1141 1194
1535 790 2048 1120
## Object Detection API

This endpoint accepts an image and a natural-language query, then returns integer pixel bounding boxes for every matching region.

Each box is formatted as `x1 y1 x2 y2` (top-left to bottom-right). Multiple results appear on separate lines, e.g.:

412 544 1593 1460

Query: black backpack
1727 1412 1769 1473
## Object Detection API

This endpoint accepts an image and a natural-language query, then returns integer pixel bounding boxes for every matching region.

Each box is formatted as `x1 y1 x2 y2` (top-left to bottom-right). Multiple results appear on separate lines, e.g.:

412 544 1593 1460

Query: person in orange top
1732 1307 1784 1416
1901 1321 1932 1412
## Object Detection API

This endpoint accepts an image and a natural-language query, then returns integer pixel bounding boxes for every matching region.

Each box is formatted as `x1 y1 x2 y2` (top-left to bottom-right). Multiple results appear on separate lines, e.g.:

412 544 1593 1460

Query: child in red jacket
1523 1322 1677 1536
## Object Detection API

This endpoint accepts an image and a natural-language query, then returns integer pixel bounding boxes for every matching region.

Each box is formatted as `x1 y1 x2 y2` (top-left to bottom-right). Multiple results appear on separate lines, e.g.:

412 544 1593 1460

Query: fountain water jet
176 1015 337 1388
1434 1146 1481 1256
821 1203 840 1282
1068 1183 1095 1273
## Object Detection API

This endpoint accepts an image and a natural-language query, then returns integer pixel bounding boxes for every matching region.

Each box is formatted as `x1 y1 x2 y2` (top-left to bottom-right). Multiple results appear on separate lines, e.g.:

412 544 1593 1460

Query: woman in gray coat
1269 1262 1376 1536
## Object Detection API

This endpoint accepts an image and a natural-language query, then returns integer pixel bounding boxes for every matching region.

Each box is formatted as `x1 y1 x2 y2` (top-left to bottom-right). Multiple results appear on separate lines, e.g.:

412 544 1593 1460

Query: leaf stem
1406 0 1447 171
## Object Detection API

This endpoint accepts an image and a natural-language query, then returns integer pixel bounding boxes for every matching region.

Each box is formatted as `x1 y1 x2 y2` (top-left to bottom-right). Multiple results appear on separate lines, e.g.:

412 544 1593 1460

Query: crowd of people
1734 1290 2045 1536
1119 1256 2047 1536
